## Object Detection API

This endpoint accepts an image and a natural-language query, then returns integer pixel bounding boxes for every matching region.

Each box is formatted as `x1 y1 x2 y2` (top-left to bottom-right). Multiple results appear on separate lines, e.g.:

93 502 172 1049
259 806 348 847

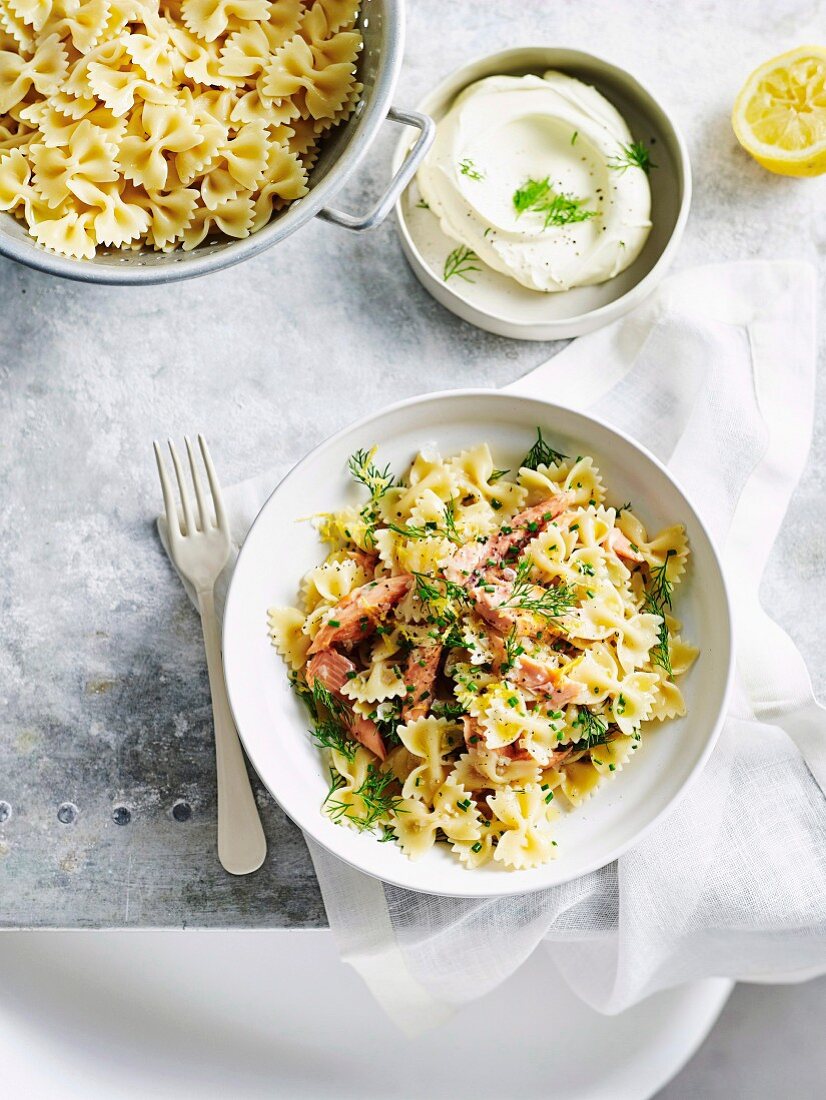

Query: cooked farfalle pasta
268 431 699 871
0 0 361 257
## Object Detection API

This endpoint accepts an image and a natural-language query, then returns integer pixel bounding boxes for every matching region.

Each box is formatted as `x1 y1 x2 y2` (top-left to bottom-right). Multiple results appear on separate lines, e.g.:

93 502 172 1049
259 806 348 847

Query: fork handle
197 588 267 875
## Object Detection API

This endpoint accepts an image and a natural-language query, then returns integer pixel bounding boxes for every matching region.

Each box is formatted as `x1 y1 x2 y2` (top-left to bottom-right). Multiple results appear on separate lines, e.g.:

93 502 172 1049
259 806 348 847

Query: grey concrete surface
659 975 826 1099
0 6 824 1088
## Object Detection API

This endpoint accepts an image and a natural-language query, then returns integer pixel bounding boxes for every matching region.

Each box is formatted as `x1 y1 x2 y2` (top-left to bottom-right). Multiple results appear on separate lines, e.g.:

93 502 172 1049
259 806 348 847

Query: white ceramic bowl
223 391 732 898
394 47 692 340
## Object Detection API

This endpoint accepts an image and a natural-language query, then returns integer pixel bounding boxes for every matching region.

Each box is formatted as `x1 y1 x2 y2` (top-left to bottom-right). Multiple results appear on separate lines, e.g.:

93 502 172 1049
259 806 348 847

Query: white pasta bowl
223 391 732 897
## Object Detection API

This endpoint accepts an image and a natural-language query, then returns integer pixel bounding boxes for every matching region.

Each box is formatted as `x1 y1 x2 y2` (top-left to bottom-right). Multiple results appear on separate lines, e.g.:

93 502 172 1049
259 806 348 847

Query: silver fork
154 435 266 875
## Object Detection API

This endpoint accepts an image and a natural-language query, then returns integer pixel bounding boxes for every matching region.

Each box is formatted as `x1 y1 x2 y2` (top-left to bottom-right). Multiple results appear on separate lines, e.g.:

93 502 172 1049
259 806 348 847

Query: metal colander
0 0 433 285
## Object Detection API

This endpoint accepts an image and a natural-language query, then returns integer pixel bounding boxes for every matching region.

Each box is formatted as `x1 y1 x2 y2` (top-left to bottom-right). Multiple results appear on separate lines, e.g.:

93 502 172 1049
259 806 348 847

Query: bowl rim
223 387 734 898
393 45 693 338
0 0 405 285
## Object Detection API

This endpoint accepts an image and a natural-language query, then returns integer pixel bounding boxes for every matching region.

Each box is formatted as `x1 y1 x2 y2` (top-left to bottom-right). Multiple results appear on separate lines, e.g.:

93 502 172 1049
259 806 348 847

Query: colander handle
318 107 435 232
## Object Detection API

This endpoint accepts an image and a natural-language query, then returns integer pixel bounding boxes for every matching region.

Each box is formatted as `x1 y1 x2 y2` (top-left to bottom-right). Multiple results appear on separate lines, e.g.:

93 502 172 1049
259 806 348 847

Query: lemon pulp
732 46 826 176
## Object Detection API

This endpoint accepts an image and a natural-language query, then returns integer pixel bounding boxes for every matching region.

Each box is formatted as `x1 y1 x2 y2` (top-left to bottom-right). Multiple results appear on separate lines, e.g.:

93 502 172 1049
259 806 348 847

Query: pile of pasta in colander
0 0 361 257
268 431 698 871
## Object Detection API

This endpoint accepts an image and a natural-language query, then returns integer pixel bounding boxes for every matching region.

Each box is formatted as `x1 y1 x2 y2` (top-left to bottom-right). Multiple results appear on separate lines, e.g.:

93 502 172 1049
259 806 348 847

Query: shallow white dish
223 390 732 897
394 47 692 340
0 931 733 1100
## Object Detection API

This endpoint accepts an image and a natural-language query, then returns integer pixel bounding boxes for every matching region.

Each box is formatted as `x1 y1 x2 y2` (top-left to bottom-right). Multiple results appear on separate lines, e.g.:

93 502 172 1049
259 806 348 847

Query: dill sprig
643 550 676 676
608 140 656 175
459 157 485 180
413 571 469 637
364 697 404 749
440 623 467 649
387 520 438 540
503 556 577 620
646 607 672 676
500 626 525 674
443 245 481 283
489 468 510 483
312 718 356 760
648 552 675 611
311 677 343 717
324 763 404 831
513 176 552 214
571 706 611 750
304 677 357 760
520 427 568 471
413 572 468 606
347 447 394 501
512 177 597 229
443 498 460 543
347 446 394 548
432 699 467 720
289 671 318 720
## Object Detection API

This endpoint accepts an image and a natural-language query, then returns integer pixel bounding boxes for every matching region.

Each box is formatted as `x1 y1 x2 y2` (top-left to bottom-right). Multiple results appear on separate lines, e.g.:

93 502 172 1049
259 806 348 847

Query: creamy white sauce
417 72 653 293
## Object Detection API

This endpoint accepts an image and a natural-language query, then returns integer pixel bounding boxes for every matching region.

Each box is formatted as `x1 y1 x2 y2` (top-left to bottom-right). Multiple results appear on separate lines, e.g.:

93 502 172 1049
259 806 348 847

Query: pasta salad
269 432 697 871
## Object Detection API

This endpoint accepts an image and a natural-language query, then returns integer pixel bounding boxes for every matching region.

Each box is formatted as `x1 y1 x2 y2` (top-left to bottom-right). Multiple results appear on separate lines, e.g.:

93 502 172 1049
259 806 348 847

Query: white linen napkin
159 261 826 1034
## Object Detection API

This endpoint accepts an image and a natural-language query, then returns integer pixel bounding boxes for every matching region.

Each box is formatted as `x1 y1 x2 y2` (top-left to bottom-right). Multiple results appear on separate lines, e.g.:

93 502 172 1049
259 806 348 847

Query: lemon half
732 46 826 176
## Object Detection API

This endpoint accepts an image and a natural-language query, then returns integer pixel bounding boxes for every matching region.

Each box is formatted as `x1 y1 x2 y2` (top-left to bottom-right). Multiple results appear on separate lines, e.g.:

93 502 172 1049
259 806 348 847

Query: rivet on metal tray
112 805 132 826
172 799 192 822
57 802 78 824
0 801 11 823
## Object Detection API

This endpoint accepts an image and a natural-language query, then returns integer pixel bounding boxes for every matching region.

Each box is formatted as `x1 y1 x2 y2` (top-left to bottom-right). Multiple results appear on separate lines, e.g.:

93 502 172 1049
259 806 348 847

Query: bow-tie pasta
0 0 362 257
268 431 699 871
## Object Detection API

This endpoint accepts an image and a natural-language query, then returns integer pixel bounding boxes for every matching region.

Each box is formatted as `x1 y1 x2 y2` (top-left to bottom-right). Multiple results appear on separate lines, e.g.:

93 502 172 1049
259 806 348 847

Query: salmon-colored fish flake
308 574 412 654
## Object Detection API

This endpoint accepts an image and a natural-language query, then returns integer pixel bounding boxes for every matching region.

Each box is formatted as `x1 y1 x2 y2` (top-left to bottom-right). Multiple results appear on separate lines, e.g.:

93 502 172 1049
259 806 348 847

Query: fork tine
198 434 227 532
154 441 181 539
185 435 209 531
168 440 194 536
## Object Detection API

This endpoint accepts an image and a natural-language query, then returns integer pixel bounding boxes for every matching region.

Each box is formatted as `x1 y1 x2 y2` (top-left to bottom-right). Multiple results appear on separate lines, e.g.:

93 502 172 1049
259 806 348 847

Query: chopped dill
608 140 656 175
489 468 510 483
520 427 568 471
512 177 597 229
415 198 430 209
459 157 485 180
513 176 552 214
443 245 481 283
